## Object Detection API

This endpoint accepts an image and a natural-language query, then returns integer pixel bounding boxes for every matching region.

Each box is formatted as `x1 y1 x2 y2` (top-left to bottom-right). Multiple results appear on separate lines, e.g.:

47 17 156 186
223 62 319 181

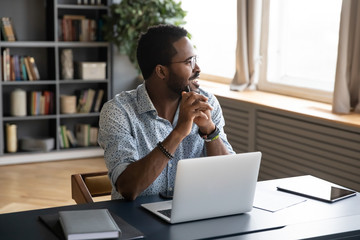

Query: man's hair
136 24 188 80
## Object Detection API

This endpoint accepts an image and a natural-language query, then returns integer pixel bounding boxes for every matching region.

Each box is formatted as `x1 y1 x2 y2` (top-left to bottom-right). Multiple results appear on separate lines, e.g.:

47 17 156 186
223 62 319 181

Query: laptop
141 152 262 224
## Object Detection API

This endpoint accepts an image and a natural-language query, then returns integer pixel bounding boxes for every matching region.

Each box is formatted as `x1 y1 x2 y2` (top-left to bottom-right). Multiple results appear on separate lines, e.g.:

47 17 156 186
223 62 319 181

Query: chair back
71 171 111 204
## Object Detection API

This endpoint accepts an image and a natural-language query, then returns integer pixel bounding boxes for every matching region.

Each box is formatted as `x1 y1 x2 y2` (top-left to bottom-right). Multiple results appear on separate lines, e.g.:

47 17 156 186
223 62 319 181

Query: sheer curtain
230 0 262 91
332 0 360 113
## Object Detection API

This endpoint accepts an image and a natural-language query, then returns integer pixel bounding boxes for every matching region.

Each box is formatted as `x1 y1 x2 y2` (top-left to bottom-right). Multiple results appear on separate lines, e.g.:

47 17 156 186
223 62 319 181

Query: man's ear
155 65 168 80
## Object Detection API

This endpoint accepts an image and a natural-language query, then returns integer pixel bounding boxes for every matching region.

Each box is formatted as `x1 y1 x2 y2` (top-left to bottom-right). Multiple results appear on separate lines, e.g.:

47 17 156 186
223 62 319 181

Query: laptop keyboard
158 209 172 218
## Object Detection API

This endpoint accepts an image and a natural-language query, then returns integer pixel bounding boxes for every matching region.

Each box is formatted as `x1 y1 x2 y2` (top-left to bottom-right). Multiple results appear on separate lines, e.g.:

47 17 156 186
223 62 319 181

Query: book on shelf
76 89 87 113
93 89 104 112
2 48 10 81
29 90 54 116
1 17 16 41
43 91 55 115
59 209 121 240
90 126 99 146
20 57 28 80
66 129 78 147
59 15 98 42
58 126 64 149
28 56 40 80
24 56 34 80
10 55 15 80
76 124 99 147
60 125 70 149
77 88 103 113
13 55 21 81
1 48 41 81
76 124 90 147
81 88 96 113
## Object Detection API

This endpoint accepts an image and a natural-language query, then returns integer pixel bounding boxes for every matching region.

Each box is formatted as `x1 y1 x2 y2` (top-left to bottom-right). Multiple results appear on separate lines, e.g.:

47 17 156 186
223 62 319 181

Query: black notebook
39 209 144 240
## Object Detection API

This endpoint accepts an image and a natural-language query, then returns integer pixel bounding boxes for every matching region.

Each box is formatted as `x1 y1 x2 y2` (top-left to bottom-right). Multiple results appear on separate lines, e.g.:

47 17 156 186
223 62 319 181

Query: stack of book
75 124 99 147
77 88 104 113
29 91 54 116
59 124 98 149
58 125 77 149
0 17 16 41
59 15 98 42
2 48 41 81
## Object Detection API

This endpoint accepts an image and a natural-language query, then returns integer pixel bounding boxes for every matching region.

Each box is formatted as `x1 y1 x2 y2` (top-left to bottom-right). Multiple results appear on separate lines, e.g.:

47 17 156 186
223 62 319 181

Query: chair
71 171 112 204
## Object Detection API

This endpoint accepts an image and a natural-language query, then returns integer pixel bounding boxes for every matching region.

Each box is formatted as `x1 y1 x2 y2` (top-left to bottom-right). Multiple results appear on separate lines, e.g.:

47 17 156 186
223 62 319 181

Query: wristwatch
198 126 220 142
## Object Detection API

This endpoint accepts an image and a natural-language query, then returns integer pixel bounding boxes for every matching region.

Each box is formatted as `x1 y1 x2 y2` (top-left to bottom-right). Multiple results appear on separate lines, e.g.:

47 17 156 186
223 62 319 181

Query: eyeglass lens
191 56 197 69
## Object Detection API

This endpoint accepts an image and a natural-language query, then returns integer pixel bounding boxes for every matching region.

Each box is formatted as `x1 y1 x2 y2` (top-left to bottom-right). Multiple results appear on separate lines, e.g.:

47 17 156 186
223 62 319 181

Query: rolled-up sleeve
98 99 138 192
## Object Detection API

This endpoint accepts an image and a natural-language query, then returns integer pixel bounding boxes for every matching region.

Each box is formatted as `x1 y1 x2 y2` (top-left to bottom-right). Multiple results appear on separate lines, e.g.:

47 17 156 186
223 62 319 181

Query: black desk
1 176 359 240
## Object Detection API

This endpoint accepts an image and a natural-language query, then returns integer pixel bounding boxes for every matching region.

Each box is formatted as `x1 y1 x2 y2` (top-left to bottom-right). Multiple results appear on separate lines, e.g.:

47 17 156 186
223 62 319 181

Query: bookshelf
0 0 111 164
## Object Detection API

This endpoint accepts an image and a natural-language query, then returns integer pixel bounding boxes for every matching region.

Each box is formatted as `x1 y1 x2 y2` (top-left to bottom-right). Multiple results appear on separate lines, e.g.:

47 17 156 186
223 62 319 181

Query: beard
167 71 188 96
167 70 201 96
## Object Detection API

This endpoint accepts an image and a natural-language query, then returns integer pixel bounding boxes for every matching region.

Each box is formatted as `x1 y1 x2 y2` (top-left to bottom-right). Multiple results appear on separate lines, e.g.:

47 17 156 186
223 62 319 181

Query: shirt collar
136 83 157 115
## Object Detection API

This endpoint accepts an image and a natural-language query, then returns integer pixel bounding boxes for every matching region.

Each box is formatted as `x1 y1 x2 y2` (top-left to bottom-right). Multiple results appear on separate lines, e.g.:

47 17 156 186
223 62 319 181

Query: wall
111 48 142 97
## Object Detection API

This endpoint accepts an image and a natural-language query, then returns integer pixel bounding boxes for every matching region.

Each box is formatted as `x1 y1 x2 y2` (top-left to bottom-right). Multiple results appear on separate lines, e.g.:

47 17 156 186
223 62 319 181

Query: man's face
166 37 200 96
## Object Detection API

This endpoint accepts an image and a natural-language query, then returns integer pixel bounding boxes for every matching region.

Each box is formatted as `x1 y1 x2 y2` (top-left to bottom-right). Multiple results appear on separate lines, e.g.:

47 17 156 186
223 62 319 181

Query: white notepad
59 209 121 240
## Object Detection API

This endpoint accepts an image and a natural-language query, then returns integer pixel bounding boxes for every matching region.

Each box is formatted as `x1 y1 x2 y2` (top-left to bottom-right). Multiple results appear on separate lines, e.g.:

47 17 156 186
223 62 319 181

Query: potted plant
103 0 187 70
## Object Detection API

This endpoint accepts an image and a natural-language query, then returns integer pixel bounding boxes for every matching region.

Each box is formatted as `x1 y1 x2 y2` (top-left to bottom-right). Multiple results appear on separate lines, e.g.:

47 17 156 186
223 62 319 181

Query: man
98 24 234 201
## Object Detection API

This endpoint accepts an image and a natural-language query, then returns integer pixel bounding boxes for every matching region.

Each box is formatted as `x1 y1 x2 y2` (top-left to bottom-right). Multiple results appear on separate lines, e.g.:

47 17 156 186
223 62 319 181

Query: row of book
59 124 98 148
59 15 103 42
29 91 55 116
77 0 104 5
77 88 104 113
2 48 40 81
1 17 16 41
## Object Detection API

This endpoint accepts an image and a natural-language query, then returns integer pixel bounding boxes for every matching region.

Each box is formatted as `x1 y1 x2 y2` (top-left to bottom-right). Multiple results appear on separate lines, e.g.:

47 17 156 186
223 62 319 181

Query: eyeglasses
168 55 198 70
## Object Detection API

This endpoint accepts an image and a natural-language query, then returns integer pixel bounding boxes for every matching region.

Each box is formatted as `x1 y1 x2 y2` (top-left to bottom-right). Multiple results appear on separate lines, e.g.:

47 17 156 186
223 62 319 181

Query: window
259 0 342 103
181 0 237 82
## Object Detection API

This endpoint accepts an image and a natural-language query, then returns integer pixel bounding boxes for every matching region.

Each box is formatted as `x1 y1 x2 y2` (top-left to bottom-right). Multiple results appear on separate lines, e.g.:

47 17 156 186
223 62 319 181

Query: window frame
258 0 335 103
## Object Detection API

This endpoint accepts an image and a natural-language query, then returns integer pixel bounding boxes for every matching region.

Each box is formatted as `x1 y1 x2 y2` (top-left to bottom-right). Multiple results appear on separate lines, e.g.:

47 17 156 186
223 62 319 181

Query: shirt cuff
110 162 130 188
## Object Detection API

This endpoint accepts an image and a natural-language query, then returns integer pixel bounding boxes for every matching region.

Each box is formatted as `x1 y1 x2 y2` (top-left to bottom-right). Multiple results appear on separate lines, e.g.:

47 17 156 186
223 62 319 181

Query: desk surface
1 176 359 240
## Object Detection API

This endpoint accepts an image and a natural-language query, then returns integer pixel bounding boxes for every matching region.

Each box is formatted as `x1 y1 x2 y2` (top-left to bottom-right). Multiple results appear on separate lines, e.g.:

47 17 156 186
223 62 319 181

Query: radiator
220 98 250 153
218 97 360 192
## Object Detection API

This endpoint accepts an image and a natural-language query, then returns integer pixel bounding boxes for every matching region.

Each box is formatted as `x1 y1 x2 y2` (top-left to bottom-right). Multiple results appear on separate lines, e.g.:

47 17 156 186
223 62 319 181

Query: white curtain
332 0 360 113
230 0 262 91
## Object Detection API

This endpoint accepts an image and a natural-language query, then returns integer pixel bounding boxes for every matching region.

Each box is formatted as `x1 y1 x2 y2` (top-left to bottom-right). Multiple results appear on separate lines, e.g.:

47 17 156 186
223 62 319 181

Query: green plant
103 0 187 68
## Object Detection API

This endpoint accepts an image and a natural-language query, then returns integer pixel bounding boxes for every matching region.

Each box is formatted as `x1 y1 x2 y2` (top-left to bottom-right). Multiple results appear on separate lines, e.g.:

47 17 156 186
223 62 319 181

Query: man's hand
174 91 214 138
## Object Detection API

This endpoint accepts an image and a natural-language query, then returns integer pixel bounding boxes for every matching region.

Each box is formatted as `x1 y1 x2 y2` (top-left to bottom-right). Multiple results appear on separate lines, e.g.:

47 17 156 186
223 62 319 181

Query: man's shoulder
111 84 144 105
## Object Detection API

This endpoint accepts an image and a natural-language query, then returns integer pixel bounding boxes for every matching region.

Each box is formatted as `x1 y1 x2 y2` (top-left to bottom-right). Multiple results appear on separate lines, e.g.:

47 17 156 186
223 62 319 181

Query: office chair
71 171 112 204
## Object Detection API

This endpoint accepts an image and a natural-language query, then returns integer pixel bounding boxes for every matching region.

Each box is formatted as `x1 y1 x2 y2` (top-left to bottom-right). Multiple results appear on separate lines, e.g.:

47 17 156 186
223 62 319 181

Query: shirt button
169 187 173 191
169 163 172 168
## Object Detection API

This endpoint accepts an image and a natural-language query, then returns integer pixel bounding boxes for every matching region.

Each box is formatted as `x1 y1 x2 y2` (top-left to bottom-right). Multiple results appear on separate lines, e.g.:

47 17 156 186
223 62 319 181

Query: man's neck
145 81 180 123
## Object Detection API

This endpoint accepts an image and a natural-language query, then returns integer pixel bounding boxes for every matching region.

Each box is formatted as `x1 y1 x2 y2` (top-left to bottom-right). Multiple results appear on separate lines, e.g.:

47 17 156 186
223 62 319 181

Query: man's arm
115 129 183 200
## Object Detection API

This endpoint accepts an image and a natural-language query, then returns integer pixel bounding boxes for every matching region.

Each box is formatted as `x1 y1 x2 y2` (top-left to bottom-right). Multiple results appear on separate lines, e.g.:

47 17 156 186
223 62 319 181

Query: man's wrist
198 125 220 142
198 124 216 136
